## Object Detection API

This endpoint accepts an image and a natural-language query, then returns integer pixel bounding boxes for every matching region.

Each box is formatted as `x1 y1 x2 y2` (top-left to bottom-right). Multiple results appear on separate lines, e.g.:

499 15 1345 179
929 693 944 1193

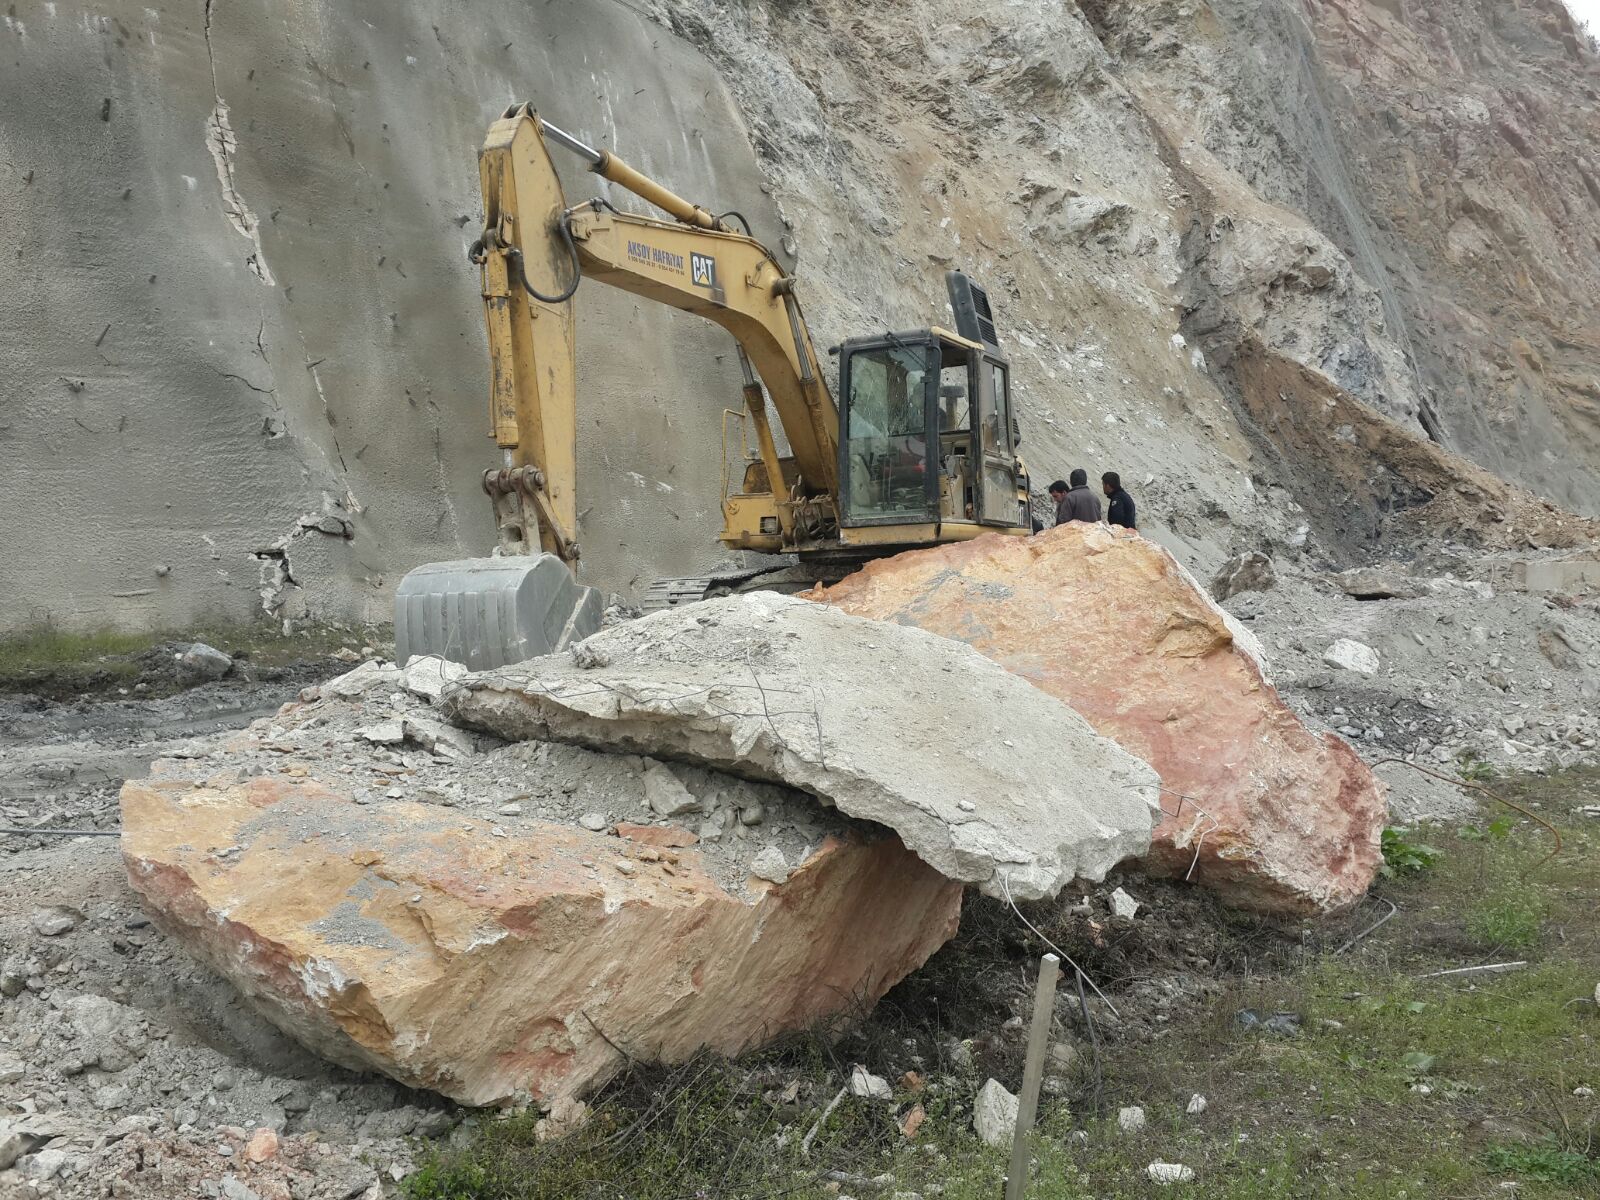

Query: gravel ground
1 557 1596 1195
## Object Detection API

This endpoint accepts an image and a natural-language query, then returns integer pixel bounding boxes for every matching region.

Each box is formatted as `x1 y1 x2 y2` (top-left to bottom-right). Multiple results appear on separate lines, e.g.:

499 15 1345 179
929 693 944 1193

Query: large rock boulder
818 526 1386 915
444 593 1160 901
121 773 960 1107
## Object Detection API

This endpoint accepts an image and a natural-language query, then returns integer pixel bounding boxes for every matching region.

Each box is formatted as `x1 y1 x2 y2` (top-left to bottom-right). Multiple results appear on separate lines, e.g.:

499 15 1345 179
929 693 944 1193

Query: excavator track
640 562 857 612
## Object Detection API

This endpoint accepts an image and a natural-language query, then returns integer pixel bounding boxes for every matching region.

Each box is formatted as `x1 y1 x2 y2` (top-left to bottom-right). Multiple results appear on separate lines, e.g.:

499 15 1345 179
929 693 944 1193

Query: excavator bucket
394 555 602 671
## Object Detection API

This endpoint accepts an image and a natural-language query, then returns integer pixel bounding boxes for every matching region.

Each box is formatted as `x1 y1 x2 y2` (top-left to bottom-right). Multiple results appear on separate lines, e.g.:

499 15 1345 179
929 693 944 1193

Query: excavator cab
833 274 1029 544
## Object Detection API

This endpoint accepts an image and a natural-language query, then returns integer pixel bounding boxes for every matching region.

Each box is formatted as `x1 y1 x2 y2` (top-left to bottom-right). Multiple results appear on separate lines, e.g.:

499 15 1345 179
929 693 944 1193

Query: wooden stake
1003 953 1060 1200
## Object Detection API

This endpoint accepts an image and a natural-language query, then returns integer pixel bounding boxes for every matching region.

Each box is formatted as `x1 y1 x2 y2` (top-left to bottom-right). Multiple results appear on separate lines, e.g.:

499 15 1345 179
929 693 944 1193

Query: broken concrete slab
121 773 961 1107
445 593 1160 901
819 526 1386 915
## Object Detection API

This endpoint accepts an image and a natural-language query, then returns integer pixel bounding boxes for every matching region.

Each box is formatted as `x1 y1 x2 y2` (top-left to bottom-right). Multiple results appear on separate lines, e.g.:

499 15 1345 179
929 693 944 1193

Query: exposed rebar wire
998 875 1119 1020
1370 756 1562 874
1332 897 1398 956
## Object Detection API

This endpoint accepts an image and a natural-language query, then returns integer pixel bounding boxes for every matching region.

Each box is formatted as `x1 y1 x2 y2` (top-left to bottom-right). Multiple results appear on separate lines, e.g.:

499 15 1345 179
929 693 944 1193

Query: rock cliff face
2 0 1597 631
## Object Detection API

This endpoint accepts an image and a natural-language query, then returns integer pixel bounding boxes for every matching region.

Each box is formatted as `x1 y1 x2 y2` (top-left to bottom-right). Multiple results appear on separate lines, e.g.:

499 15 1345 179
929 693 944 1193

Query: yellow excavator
395 104 1032 669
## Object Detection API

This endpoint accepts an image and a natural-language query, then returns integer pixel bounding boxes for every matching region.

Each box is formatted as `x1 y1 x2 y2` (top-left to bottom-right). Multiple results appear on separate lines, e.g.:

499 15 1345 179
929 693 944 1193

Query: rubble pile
118 644 970 1106
820 526 1388 915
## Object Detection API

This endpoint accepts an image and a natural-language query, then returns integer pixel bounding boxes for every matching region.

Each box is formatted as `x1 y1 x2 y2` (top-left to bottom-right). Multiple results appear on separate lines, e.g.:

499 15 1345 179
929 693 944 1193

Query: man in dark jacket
1102 471 1136 529
1053 468 1103 525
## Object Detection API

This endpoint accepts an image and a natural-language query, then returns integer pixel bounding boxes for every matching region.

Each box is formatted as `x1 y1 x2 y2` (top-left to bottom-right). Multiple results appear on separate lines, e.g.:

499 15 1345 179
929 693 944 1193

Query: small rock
1574 1086 1595 1098
357 721 406 746
332 647 362 664
613 860 636 876
973 1078 1018 1147
30 906 81 937
244 1126 279 1163
643 762 702 817
848 1066 893 1101
943 1039 974 1072
899 1103 926 1139
0 1055 23 1085
1045 1042 1079 1075
534 1096 589 1142
94 1083 133 1109
1186 1093 1208 1115
495 803 523 817
1236 1009 1302 1036
1322 639 1379 675
1109 886 1140 919
738 803 765 826
401 655 468 701
750 846 790 884
0 1122 36 1170
1212 551 1276 600
0 956 26 996
20 1148 69 1181
220 1176 262 1200
578 812 609 832
1146 1162 1195 1185
404 716 476 758
1117 1105 1147 1134
178 642 233 681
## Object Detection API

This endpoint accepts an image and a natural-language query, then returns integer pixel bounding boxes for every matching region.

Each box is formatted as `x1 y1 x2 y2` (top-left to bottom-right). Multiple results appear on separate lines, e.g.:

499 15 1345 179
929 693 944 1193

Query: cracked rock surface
445 593 1160 901
111 654 964 1109
821 526 1388 916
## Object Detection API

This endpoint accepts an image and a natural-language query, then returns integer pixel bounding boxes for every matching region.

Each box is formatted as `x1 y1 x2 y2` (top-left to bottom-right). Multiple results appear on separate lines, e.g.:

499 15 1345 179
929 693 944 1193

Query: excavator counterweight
396 104 1032 668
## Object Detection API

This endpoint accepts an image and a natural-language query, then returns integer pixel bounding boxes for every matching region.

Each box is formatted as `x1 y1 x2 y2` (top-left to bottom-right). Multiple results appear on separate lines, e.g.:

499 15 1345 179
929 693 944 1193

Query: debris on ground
1212 551 1277 600
445 593 1160 901
1322 638 1380 675
972 1078 1017 1147
1147 1161 1196 1184
175 643 234 683
818 525 1387 914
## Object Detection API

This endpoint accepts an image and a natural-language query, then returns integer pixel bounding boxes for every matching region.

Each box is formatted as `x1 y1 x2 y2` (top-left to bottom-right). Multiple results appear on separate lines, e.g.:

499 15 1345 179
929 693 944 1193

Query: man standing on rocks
1102 471 1136 530
1052 469 1103 525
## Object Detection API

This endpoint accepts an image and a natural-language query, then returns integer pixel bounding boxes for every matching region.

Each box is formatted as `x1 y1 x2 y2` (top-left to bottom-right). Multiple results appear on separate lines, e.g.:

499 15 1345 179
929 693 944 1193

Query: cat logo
690 252 718 289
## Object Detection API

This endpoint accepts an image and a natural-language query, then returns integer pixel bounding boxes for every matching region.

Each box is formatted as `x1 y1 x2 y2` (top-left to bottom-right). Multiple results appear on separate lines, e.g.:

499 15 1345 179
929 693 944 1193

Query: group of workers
1045 470 1136 530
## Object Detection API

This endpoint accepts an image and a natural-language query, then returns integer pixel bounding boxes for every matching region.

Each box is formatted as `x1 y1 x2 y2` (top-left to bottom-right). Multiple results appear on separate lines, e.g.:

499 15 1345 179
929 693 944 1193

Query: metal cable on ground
998 874 1120 1019
1075 967 1104 1118
1370 756 1562 874
1332 897 1398 956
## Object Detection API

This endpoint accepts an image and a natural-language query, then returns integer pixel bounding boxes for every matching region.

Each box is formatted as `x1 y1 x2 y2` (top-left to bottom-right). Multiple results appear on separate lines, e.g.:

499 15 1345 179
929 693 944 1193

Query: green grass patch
1484 1145 1600 1187
1466 887 1547 951
410 775 1600 1200
0 626 156 671
0 619 388 697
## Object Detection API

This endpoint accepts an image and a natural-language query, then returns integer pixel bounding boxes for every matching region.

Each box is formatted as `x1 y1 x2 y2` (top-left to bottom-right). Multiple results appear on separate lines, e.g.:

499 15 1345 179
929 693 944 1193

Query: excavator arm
473 104 838 565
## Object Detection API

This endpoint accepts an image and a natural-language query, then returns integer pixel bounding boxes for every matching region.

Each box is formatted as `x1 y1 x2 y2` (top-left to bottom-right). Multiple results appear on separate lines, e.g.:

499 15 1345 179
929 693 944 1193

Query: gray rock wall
0 0 781 634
